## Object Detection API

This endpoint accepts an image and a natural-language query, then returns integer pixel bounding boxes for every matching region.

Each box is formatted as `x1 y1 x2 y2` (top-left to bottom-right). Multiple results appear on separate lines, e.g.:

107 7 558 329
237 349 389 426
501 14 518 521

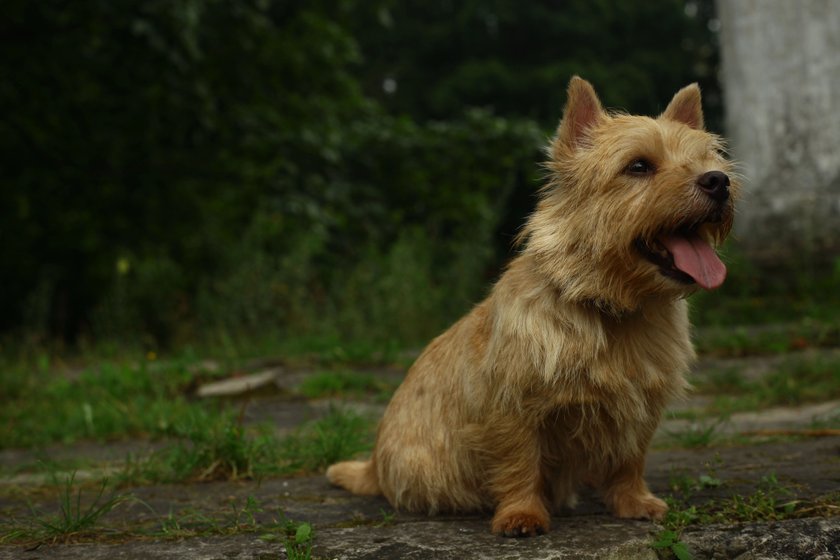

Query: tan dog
327 77 738 537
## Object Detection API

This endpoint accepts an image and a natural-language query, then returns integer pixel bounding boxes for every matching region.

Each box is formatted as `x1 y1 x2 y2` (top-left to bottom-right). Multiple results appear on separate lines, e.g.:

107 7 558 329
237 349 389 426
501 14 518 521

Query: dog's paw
491 510 549 538
611 492 668 521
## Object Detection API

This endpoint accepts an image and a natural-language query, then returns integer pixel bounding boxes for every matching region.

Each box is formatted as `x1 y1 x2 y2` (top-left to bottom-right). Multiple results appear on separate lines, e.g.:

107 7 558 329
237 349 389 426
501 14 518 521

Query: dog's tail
326 459 381 496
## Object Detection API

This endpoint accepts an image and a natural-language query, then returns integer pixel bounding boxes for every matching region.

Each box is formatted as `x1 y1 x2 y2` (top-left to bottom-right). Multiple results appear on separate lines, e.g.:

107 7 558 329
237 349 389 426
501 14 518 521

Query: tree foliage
0 0 720 347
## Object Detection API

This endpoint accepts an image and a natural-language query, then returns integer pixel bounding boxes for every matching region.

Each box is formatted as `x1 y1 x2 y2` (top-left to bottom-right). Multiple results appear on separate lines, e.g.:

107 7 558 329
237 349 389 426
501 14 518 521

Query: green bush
196 109 542 347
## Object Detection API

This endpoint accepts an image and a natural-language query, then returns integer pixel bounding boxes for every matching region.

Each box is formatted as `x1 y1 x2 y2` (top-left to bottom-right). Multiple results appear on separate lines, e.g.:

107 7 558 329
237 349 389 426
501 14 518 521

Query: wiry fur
326 77 739 537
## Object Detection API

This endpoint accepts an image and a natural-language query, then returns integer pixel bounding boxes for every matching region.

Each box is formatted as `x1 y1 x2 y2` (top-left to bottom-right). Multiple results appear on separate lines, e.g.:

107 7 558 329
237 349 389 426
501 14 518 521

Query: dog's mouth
635 224 726 290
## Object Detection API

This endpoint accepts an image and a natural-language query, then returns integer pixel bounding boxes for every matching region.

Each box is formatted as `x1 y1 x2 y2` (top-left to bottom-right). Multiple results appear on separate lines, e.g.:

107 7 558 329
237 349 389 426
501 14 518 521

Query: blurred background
1 0 837 362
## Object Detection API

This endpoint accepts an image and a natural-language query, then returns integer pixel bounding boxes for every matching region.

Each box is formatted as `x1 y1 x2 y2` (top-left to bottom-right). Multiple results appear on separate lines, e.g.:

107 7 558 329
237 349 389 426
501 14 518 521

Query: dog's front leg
600 454 667 520
486 420 550 537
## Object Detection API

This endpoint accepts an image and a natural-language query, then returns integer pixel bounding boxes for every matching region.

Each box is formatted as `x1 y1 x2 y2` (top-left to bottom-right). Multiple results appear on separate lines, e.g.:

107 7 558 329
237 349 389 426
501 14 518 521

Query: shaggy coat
327 77 738 537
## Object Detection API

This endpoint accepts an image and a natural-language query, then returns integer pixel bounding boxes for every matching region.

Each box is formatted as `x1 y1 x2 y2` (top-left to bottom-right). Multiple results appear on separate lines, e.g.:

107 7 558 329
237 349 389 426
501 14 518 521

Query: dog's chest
538 317 691 467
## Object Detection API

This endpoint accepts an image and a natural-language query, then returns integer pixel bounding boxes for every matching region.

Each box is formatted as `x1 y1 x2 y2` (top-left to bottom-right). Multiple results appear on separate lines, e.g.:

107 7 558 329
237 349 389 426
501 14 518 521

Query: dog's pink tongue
660 233 727 290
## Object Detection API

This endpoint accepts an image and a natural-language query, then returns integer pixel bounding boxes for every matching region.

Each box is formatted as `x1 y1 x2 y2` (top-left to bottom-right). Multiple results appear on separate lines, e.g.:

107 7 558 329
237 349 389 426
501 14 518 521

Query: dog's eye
626 159 655 176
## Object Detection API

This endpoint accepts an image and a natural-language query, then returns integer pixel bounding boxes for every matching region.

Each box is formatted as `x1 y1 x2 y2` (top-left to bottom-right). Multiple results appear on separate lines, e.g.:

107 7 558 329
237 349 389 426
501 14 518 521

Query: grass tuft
280 406 374 472
284 520 314 560
117 406 375 485
118 410 280 484
4 472 134 544
666 419 726 448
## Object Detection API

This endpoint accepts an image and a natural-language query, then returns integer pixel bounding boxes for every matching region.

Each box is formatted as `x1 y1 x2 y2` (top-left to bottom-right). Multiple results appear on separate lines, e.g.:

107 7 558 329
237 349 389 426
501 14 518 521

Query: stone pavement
1 352 839 559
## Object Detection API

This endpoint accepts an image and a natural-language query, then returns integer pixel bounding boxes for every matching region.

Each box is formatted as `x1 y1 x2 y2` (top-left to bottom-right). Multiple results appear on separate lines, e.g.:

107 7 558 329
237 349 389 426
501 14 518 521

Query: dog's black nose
696 171 730 202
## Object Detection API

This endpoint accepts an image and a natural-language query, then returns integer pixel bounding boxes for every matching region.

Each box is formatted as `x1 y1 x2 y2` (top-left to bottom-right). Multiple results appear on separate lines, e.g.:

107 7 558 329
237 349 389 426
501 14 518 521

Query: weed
279 406 374 472
377 508 396 527
120 411 281 484
118 406 374 485
161 415 277 482
281 519 314 560
155 495 267 539
228 494 264 531
666 419 726 448
653 467 805 558
333 508 396 529
10 472 133 543
668 472 722 495
653 471 824 558
651 528 693 560
701 474 796 523
158 510 193 537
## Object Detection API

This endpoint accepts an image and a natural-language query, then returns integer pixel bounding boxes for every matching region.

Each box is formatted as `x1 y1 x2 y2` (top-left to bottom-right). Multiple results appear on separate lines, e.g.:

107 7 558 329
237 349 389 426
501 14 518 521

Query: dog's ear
661 84 704 130
554 76 605 154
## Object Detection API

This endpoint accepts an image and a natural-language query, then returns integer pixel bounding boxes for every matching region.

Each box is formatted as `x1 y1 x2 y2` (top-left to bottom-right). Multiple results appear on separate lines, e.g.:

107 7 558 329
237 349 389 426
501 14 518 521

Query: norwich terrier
327 77 738 537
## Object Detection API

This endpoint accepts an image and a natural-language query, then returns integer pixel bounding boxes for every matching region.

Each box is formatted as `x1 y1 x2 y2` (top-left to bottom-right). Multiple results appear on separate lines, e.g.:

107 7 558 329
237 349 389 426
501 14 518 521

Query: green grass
652 472 835 560
1 489 301 545
278 406 374 472
155 495 274 539
688 252 840 359
689 252 840 325
1 340 377 486
3 407 376 489
333 508 396 529
119 410 283 484
664 473 798 526
298 369 399 401
117 406 374 486
695 354 840 416
694 321 840 358
651 528 693 560
0 357 225 448
1 406 372 544
0 455 99 480
35 474 132 540
0 472 134 544
283 520 314 560
665 419 726 449
219 332 405 369
154 504 315 555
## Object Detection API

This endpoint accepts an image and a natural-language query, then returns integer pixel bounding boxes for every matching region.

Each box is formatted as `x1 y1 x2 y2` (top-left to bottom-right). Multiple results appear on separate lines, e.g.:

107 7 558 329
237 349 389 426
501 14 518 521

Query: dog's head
522 77 739 312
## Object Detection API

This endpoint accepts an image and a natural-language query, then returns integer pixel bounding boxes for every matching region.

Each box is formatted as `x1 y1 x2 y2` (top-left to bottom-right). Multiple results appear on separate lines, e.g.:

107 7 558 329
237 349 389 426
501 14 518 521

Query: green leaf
672 541 693 560
698 474 722 488
295 522 312 544
258 533 280 542
651 530 677 548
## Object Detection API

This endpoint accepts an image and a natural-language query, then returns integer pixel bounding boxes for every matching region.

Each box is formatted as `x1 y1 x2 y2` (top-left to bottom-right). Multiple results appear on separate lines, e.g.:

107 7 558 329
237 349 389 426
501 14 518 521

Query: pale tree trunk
717 0 840 264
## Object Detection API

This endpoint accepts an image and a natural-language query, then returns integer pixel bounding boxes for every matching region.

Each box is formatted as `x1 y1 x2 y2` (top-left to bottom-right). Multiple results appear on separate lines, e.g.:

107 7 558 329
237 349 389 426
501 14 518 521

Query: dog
327 76 738 537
